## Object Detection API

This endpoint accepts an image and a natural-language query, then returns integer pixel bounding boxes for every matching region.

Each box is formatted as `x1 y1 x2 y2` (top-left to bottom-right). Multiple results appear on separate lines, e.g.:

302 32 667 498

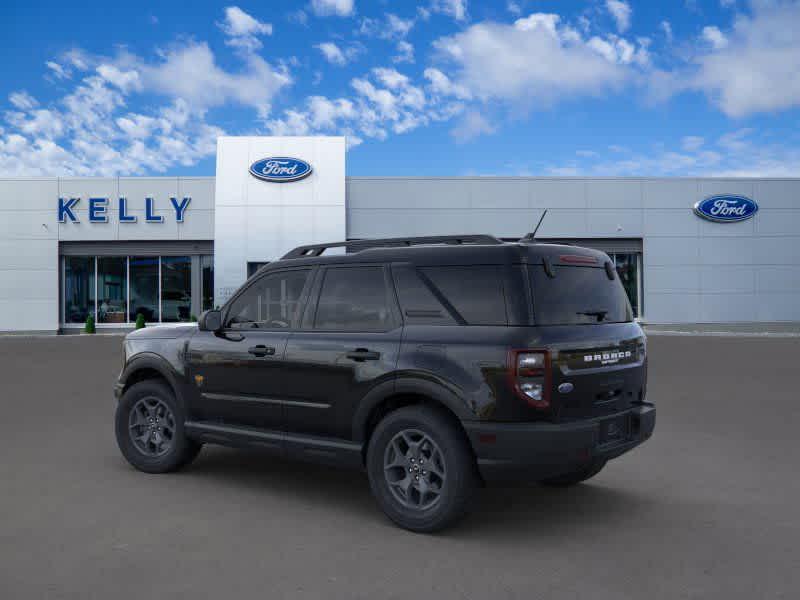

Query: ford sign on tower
249 157 313 182
693 195 758 223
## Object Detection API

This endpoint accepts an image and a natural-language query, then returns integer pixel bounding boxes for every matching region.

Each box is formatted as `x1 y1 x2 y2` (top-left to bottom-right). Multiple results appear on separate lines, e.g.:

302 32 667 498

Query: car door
186 266 314 432
282 264 403 439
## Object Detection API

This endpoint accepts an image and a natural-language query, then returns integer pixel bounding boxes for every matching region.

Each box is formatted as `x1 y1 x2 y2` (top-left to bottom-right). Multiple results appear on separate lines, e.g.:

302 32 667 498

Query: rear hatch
527 254 647 423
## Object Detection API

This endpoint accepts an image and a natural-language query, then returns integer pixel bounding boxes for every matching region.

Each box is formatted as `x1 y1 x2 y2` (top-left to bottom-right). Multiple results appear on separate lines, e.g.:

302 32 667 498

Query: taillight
508 349 551 409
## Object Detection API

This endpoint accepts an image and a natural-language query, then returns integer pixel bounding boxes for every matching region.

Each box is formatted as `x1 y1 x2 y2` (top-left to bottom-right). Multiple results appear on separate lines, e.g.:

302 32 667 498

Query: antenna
525 209 548 241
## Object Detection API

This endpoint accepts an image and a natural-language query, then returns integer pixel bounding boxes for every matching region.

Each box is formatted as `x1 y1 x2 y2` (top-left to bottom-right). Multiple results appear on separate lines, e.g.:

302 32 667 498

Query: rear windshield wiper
576 310 609 322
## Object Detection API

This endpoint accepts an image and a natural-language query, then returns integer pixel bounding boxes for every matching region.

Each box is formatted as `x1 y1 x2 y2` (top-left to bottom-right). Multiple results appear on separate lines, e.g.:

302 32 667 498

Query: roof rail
281 234 503 259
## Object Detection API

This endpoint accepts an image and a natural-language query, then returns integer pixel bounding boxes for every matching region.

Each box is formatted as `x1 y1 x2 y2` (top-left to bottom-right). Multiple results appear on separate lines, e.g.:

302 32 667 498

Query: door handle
346 348 381 361
248 345 276 357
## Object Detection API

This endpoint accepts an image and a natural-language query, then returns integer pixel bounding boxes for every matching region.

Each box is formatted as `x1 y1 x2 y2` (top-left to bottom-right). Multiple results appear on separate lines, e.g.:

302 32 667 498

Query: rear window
529 265 633 326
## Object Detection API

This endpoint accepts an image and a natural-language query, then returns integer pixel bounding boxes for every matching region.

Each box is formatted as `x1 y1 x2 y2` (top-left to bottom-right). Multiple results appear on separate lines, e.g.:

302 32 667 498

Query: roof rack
281 234 503 259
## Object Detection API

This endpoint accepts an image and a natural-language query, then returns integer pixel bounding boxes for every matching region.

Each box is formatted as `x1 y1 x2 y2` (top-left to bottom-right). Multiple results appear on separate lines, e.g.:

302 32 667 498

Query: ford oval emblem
693 195 758 223
249 157 313 183
558 382 574 394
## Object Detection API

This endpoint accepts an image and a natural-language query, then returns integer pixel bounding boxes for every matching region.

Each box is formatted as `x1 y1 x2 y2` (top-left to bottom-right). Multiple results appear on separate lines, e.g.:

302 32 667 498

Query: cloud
138 42 290 116
45 61 71 80
690 1 800 116
660 20 673 43
314 41 363 66
0 13 290 176
386 14 415 38
432 13 642 108
393 41 415 63
701 25 728 49
545 128 800 177
451 110 496 142
310 0 354 17
266 66 464 143
288 10 308 25
423 67 472 100
358 13 415 40
606 0 632 33
430 0 468 21
681 135 705 152
218 6 273 51
9 91 38 111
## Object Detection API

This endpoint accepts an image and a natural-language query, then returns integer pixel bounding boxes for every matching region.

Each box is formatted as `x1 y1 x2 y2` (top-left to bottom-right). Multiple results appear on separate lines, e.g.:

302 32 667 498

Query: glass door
609 253 641 318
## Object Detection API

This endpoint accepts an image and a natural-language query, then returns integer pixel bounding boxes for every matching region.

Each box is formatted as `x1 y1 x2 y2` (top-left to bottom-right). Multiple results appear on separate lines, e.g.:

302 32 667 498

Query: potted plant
135 313 146 330
84 315 95 334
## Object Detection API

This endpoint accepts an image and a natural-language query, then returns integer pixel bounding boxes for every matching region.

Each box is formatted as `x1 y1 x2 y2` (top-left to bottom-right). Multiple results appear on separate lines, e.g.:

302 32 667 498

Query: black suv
114 235 655 532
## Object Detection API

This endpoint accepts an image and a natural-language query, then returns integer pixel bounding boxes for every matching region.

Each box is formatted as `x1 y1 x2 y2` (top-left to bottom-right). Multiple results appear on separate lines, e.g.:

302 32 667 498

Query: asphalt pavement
0 333 798 599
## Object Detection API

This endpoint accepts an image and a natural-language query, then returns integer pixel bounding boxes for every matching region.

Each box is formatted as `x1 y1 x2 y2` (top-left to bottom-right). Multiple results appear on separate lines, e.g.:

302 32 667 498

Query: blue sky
1 0 798 177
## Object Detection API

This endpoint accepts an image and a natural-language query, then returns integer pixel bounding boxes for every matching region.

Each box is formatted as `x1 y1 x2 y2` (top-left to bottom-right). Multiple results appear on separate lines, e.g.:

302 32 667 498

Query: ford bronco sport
114 235 655 532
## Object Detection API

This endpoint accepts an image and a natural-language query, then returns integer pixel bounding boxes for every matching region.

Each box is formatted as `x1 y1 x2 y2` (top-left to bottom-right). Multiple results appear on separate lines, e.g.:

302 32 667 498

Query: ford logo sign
693 195 758 223
249 157 312 183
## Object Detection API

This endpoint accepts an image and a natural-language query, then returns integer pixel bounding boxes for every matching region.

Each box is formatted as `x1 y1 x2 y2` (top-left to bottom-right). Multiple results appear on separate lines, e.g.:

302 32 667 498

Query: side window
314 267 393 331
226 269 310 329
392 265 456 325
421 266 508 326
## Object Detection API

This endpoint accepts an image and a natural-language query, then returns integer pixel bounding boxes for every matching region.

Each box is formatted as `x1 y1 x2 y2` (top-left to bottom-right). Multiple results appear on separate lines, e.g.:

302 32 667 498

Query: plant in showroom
135 314 146 330
84 315 95 334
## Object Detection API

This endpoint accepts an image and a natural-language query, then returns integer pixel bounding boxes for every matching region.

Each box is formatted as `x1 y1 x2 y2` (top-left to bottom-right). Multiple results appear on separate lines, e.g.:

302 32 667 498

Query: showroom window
129 256 159 322
61 254 213 326
202 255 214 311
64 256 95 324
607 253 642 318
97 257 127 324
161 256 192 322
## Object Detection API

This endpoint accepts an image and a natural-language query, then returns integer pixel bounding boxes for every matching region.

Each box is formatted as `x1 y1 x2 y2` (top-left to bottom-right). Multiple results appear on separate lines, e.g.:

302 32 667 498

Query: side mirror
198 309 222 332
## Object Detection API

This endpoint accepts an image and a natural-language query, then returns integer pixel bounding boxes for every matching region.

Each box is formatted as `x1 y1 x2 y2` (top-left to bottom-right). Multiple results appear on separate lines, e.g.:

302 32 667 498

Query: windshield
529 265 633 325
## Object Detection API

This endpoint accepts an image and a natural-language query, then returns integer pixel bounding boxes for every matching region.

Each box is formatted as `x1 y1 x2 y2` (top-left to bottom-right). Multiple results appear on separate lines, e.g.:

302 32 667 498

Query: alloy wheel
383 428 447 511
128 396 176 457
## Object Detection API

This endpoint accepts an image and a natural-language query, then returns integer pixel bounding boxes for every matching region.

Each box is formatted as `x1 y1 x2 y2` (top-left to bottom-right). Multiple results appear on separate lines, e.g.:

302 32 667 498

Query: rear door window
529 265 633 325
314 266 394 331
421 266 508 326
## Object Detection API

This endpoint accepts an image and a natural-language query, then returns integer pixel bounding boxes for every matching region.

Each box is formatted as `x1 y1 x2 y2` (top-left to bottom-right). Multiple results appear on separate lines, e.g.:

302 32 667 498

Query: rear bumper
464 404 655 483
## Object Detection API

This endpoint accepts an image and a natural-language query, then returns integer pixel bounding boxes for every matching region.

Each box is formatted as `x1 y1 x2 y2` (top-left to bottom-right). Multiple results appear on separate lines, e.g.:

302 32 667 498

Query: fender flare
119 353 186 408
352 375 474 443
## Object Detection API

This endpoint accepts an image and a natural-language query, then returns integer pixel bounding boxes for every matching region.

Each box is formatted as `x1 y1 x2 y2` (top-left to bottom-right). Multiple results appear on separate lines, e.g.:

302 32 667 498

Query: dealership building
0 135 798 334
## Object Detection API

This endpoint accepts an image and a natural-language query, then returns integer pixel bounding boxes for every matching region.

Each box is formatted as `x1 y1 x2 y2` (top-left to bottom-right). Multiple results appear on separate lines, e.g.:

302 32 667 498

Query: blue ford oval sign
249 157 312 183
694 195 758 223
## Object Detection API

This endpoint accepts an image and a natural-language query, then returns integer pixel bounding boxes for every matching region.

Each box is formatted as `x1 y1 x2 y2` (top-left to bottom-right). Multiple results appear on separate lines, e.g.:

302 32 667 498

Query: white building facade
0 136 798 333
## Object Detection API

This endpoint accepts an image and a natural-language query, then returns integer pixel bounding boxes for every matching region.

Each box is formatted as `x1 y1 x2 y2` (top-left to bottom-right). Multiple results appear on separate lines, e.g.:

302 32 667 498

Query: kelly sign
58 197 191 223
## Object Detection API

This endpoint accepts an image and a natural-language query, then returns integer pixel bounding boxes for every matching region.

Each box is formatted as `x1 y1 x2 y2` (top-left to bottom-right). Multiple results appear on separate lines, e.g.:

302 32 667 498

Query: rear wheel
539 460 607 487
366 406 477 533
115 380 201 474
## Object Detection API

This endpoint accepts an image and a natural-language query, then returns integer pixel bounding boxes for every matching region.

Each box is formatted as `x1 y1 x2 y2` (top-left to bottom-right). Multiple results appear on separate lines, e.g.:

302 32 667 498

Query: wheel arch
120 353 184 407
353 377 477 463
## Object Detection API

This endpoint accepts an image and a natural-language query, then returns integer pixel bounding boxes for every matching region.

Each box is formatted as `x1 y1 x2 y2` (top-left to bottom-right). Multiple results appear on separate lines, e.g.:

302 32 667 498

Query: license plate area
598 415 630 446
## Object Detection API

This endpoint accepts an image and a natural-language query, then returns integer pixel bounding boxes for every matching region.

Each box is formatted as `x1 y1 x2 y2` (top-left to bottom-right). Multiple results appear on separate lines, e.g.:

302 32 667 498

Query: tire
539 460 607 487
115 379 201 474
366 405 478 533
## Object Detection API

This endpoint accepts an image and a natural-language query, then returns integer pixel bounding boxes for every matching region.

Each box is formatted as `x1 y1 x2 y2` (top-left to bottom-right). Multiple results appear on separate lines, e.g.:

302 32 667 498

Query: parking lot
0 333 798 599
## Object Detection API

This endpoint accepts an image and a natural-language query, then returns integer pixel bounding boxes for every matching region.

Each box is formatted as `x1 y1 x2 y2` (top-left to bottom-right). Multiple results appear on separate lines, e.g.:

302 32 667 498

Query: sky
1 0 799 177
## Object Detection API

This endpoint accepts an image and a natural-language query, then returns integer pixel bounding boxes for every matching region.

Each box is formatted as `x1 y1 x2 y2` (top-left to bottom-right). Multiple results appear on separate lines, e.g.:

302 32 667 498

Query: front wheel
366 406 478 533
115 380 201 474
